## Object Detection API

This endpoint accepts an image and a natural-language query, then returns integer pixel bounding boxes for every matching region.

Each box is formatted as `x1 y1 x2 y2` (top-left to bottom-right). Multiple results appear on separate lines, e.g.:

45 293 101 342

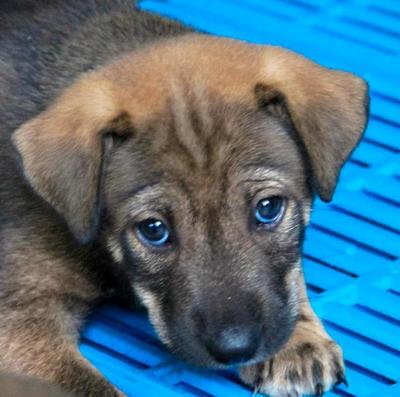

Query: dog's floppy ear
257 50 369 201
12 75 131 243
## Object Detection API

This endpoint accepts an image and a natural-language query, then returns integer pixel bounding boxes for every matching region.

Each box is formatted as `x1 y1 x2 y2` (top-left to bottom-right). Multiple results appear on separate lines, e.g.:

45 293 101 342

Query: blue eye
136 218 170 246
255 196 285 225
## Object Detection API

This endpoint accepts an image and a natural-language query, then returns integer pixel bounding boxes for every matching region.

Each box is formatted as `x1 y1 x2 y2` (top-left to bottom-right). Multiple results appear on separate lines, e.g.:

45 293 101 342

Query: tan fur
0 225 122 396
12 35 367 239
134 285 171 345
13 33 366 180
0 373 74 397
240 270 344 397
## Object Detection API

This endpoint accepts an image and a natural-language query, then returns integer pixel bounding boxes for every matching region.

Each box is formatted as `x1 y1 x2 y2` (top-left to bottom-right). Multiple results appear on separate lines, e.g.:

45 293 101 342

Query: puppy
0 1 369 396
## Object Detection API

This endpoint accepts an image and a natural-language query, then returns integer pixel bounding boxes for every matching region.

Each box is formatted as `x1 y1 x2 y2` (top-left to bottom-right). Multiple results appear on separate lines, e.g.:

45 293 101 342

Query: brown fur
0 373 74 397
1 2 368 397
13 35 367 240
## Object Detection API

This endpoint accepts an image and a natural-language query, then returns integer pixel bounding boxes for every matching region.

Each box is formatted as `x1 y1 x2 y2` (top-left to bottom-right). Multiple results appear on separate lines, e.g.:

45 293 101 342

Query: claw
252 362 266 397
315 383 324 396
335 371 349 388
251 381 262 397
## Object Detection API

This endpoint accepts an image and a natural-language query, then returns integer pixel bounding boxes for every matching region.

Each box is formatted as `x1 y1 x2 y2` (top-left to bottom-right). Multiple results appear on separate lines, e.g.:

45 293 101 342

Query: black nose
205 325 259 365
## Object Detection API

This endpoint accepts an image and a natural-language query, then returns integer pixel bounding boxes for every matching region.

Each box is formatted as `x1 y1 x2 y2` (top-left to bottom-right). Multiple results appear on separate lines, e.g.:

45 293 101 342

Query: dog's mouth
166 326 294 369
160 305 298 369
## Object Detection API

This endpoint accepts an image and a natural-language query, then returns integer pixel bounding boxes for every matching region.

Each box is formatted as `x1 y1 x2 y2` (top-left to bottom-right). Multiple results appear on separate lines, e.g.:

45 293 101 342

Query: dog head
13 35 368 367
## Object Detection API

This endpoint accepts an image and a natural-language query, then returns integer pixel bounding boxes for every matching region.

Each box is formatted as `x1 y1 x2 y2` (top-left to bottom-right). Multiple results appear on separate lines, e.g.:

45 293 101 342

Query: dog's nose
205 325 259 365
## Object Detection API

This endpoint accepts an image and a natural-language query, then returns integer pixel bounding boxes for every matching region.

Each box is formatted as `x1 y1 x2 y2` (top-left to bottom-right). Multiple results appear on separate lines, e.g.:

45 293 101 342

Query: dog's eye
136 218 170 246
254 196 285 225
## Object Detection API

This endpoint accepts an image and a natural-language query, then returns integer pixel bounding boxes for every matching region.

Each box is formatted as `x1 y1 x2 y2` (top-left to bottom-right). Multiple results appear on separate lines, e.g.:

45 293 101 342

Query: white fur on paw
240 336 346 397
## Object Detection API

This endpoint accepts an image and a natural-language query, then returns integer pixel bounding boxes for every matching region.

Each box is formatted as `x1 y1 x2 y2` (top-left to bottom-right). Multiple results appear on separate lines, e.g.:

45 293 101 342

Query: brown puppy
0 1 368 396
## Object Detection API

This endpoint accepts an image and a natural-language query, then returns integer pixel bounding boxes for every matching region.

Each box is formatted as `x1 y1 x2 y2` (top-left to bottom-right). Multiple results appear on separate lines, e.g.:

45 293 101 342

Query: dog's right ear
12 74 132 243
254 48 369 202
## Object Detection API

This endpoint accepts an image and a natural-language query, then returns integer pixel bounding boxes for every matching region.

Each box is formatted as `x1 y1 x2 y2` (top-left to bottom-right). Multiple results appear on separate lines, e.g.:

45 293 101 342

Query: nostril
205 325 259 365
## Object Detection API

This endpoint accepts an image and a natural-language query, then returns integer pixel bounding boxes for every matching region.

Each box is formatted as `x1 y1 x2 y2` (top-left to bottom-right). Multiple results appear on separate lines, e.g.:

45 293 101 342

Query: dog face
12 35 368 367
104 94 309 366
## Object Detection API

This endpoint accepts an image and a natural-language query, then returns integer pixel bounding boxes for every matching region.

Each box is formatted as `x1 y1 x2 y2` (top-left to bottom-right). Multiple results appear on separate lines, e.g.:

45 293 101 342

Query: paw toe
240 337 345 397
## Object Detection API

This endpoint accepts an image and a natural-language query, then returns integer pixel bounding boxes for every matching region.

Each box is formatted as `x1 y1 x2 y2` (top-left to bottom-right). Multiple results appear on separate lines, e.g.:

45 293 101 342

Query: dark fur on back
0 0 189 125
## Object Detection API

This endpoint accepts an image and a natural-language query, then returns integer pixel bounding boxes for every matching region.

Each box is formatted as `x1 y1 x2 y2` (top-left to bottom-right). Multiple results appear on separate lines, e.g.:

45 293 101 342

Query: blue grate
80 1 400 396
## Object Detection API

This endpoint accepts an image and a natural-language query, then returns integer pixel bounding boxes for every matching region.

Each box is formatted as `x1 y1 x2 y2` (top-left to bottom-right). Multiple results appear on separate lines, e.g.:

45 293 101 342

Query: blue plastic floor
80 1 400 396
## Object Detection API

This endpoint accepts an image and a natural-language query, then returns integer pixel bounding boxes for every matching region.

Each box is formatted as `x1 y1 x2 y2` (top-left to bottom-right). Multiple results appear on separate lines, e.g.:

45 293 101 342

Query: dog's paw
240 332 346 397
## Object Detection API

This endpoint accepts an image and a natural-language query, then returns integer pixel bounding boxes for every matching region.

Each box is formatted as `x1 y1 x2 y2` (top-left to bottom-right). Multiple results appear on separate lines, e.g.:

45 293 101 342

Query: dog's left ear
256 50 369 201
12 74 131 243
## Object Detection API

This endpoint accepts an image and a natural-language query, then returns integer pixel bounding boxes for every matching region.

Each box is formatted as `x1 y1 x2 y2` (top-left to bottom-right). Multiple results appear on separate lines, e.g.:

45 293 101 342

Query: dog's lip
204 349 272 369
173 340 272 369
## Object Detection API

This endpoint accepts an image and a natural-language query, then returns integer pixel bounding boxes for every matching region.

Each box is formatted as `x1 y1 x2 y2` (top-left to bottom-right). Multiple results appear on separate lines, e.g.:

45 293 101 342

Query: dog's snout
205 324 260 365
193 293 262 365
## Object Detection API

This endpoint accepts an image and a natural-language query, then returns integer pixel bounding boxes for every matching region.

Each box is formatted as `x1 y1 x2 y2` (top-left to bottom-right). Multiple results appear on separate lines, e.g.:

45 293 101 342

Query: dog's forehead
98 34 305 126
108 101 306 217
133 99 306 199
107 34 262 97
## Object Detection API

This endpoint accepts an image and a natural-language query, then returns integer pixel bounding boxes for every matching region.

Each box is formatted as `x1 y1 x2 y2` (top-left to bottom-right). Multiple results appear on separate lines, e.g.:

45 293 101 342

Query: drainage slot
355 304 400 327
310 224 397 261
304 254 358 278
342 16 400 39
313 26 396 55
325 320 400 357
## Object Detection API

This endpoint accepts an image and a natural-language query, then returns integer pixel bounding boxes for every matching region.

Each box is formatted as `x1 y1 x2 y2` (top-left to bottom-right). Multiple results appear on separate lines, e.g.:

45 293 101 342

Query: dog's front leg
0 299 125 397
240 269 346 397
